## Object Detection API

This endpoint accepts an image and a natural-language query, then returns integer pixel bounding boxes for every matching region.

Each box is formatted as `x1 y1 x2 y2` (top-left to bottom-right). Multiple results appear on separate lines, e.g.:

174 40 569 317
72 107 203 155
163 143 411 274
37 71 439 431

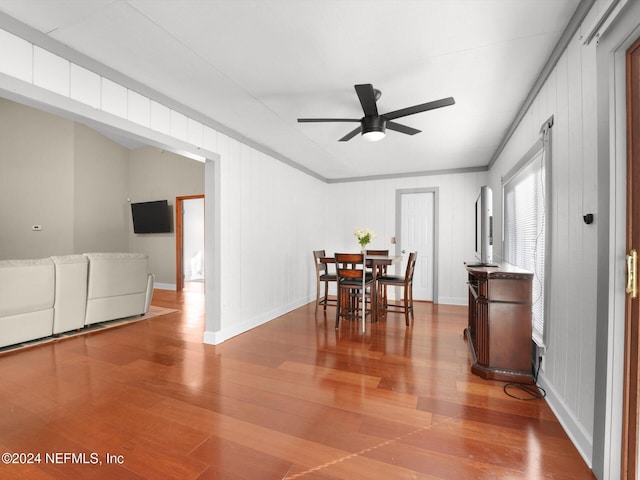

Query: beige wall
128 146 204 285
0 99 205 287
0 98 75 258
74 123 130 254
0 98 131 259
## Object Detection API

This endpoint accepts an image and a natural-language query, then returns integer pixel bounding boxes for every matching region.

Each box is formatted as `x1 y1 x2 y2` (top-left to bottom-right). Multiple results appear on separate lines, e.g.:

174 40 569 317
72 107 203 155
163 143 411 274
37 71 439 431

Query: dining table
321 253 402 330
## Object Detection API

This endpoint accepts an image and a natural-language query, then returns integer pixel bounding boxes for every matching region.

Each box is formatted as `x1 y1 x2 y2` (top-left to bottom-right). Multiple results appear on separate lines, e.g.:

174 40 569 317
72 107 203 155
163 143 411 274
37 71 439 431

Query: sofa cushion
84 253 149 299
0 310 54 347
0 258 54 316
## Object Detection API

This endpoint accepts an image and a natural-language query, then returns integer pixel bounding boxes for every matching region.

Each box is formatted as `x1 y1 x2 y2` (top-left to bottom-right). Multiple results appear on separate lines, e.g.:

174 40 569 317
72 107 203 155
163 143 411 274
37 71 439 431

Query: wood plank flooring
0 289 594 479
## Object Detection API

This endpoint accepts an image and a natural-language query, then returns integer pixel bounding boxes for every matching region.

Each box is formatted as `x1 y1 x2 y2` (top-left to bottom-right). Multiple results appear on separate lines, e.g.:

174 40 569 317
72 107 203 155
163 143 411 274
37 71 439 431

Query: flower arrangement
354 227 375 250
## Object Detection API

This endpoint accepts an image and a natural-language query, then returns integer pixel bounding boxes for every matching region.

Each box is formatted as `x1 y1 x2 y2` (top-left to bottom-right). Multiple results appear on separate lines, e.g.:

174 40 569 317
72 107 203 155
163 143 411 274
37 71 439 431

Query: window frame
501 117 552 348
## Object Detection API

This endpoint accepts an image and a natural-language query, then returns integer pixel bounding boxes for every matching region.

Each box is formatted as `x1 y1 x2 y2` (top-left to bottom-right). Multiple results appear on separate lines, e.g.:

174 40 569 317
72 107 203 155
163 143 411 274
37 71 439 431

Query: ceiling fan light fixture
361 116 386 141
362 130 385 141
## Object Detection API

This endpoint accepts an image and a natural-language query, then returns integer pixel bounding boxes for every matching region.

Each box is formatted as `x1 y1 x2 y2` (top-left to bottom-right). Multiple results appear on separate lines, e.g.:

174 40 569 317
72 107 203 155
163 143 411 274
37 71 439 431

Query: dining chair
365 249 389 273
313 250 337 312
376 251 418 326
334 253 375 328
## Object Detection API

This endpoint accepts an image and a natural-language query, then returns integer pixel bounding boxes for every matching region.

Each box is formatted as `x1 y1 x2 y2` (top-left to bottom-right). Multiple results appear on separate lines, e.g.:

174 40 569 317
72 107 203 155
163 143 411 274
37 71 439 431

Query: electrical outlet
32 225 42 231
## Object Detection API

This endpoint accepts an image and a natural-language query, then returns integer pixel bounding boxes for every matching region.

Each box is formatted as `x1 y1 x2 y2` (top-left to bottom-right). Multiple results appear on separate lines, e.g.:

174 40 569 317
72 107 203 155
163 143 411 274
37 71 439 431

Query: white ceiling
0 0 584 181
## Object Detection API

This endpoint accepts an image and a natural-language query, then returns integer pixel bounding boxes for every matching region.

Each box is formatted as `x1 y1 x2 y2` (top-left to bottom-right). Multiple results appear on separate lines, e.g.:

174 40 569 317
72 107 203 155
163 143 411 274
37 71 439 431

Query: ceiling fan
297 83 455 142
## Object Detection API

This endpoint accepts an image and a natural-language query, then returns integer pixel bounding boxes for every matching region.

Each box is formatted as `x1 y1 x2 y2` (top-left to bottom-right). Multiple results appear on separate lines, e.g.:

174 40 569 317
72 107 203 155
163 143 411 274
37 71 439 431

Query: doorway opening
175 195 205 292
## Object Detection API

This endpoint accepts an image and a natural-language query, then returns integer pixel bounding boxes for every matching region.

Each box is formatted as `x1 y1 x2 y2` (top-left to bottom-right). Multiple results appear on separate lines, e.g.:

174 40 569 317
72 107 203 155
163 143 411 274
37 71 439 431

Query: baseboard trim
438 296 467 306
202 296 312 345
537 372 593 468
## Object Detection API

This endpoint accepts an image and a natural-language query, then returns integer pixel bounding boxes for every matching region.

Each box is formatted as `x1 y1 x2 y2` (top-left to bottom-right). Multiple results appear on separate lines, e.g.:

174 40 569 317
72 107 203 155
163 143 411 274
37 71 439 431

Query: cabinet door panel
488 303 532 372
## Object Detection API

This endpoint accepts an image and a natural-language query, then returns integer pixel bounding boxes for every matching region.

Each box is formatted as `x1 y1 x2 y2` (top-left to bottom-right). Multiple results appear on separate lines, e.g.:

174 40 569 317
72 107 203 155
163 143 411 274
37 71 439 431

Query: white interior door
400 192 434 301
182 197 205 283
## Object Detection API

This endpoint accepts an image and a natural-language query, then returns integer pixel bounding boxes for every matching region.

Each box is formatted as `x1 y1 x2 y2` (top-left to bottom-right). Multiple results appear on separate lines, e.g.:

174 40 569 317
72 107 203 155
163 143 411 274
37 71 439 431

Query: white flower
354 227 375 247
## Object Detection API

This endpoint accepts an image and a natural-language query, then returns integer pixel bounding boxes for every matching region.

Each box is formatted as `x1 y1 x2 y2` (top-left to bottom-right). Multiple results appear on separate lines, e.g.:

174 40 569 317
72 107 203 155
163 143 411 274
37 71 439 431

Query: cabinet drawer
487 278 532 303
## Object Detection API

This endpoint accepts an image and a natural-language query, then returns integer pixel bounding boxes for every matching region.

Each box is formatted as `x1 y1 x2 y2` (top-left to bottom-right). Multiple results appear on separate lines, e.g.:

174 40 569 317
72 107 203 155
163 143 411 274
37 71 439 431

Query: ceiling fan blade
386 121 421 136
339 126 362 142
298 118 360 123
383 97 455 121
354 84 379 117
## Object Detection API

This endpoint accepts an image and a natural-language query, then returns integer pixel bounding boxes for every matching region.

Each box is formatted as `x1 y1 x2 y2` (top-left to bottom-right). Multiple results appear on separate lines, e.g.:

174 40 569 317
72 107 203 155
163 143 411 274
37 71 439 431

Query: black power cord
503 357 547 401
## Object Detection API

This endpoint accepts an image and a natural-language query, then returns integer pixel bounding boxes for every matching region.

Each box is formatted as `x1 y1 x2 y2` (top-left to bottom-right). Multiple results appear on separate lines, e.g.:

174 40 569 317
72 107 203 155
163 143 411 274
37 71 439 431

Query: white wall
208 134 328 343
486 3 604 466
326 172 487 305
206 145 484 341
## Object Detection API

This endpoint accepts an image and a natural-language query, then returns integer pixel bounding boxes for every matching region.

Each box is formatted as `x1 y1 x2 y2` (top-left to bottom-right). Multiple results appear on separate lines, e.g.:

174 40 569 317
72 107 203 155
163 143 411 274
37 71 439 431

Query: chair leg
335 287 341 328
409 284 415 320
403 288 410 326
323 280 329 310
381 284 387 309
349 288 357 316
315 279 321 313
371 285 378 323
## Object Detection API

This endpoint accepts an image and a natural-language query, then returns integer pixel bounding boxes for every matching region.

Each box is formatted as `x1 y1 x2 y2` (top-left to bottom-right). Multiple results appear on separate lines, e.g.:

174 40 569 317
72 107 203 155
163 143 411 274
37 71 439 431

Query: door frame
589 4 640 475
175 194 205 291
622 34 640 479
395 187 438 304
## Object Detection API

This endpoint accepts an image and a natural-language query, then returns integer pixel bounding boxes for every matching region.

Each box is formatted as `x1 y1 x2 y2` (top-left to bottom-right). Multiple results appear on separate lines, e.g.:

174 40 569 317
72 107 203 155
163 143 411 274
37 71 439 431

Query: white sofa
0 253 154 348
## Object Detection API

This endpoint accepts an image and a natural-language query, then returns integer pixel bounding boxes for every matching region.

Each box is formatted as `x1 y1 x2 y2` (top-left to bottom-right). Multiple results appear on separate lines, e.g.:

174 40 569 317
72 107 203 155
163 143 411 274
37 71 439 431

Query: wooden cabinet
464 263 534 383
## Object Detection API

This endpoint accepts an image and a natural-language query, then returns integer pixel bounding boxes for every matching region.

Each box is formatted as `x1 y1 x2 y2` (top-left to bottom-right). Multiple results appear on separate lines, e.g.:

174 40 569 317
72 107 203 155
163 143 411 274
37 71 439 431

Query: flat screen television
131 200 171 234
474 186 495 266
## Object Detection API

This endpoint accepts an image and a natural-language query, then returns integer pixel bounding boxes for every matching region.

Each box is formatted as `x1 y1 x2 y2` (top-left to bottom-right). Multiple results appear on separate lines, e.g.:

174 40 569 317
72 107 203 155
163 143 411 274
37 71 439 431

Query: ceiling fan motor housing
362 115 386 135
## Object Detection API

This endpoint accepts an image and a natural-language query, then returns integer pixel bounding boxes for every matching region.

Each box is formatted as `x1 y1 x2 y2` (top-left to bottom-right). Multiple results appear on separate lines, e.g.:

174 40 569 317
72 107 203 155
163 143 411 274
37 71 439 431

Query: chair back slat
340 269 363 279
365 249 388 256
366 249 389 274
334 253 366 281
313 250 328 275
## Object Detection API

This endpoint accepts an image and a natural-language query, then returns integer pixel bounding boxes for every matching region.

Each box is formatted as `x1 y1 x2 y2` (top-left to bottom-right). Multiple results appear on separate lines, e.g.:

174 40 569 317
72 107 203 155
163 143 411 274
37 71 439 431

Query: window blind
503 132 548 344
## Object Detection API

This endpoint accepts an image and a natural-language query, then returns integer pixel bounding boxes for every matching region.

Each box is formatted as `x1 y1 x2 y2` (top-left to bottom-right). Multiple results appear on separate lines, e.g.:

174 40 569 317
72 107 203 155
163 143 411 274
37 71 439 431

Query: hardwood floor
0 289 594 479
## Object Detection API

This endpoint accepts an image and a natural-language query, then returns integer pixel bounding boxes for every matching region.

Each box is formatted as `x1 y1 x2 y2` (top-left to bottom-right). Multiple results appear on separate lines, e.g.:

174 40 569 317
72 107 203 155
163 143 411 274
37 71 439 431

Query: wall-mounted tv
474 185 495 266
131 200 172 234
